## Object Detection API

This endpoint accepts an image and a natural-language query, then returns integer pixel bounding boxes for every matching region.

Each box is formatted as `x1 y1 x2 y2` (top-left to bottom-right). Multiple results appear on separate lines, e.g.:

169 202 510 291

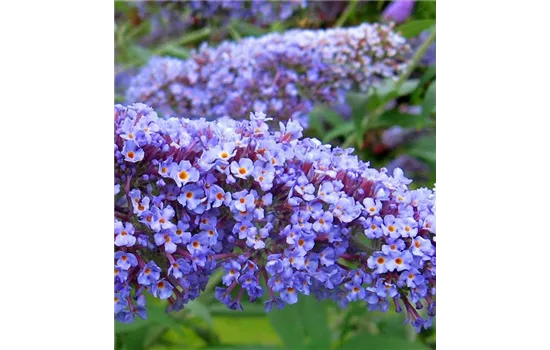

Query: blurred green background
115 1 436 349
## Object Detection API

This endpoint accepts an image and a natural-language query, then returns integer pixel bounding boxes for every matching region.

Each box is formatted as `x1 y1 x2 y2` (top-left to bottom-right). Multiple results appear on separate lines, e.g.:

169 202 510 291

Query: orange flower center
377 257 385 264
127 151 135 159
178 171 189 180
238 167 247 175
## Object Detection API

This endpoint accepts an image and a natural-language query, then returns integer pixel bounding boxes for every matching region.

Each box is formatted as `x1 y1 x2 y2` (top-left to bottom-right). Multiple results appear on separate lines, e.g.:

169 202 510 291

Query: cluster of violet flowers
126 0 307 47
114 103 436 331
125 23 411 127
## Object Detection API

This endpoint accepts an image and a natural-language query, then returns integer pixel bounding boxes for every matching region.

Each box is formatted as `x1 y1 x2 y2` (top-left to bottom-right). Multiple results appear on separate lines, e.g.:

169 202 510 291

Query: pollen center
239 198 245 203
186 192 193 198
121 230 127 236
192 241 199 248
415 241 421 248
144 268 151 275
127 151 135 159
388 225 396 232
238 167 247 175
377 257 385 264
216 193 224 200
179 171 189 180
298 239 305 246
157 281 165 288
395 258 403 265
220 151 229 159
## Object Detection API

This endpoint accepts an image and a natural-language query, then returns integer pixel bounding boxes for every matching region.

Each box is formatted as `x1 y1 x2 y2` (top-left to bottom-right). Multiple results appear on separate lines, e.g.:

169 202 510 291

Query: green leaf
396 20 436 38
115 318 150 334
123 328 149 350
212 316 281 345
323 123 356 143
406 134 436 164
346 92 371 142
268 295 331 349
419 65 436 88
186 300 213 326
308 105 345 134
339 303 366 342
340 333 430 350
201 346 283 350
158 46 190 60
411 65 436 102
372 79 420 99
231 21 268 37
421 80 436 120
370 111 421 129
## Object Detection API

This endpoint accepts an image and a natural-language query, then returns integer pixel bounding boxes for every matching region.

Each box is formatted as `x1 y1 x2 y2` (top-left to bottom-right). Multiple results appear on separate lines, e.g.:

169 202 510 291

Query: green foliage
396 20 436 39
339 333 430 350
268 295 332 349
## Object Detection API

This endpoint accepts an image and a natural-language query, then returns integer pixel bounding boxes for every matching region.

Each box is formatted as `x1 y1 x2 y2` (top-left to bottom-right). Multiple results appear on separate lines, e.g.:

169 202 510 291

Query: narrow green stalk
341 29 436 149
154 27 212 55
334 0 358 27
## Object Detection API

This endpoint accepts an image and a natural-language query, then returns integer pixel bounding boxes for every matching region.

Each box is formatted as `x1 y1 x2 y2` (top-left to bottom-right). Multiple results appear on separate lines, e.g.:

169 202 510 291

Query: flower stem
334 0 358 27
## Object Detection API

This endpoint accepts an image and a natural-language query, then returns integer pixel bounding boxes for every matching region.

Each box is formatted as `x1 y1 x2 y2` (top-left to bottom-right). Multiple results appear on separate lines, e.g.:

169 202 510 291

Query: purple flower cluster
114 103 436 331
125 23 411 127
189 0 307 26
135 0 307 25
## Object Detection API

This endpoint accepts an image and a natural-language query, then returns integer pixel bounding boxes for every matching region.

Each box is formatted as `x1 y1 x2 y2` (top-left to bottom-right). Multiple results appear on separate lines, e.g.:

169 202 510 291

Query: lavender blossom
382 1 416 24
114 103 436 331
125 23 411 127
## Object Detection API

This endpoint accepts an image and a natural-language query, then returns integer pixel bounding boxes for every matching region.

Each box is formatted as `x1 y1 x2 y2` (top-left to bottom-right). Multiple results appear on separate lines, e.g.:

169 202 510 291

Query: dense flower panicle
114 103 436 331
125 23 411 127
135 0 308 25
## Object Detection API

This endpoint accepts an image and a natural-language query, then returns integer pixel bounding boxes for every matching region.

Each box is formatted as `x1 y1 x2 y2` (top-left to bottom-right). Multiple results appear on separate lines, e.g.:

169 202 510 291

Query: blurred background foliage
115 1 435 349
